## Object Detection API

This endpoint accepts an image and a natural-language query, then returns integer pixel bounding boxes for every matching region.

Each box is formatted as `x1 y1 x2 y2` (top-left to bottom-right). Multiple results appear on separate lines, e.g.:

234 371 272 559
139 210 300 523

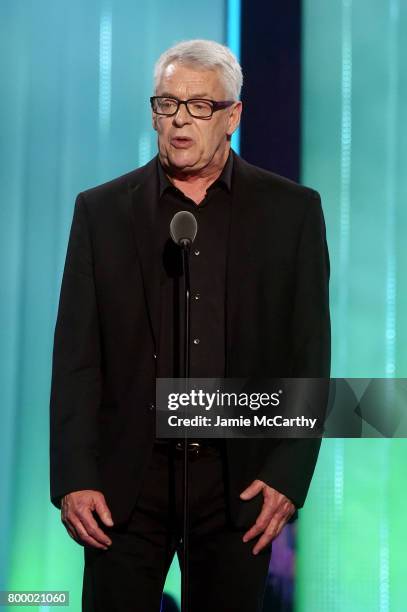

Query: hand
61 489 114 550
240 479 295 555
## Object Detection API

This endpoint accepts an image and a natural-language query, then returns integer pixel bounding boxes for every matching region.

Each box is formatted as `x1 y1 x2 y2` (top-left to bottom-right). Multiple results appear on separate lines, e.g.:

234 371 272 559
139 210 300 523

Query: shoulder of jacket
233 151 321 203
77 156 157 205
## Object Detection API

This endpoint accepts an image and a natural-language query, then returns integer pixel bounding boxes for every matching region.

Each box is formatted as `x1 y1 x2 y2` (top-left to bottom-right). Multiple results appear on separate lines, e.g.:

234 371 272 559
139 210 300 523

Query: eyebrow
158 92 211 99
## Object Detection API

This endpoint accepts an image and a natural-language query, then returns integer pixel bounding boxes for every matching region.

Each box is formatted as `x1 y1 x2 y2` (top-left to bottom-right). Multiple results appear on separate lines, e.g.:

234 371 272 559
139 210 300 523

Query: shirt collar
157 149 233 198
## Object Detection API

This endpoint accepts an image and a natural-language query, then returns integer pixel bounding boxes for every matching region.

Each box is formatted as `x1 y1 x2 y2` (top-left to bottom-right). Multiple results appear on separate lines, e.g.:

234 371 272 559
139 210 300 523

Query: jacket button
147 402 155 411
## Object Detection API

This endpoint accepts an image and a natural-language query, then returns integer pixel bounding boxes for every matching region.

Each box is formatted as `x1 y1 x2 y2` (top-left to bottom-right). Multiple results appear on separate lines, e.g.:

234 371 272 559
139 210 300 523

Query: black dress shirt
156 151 233 382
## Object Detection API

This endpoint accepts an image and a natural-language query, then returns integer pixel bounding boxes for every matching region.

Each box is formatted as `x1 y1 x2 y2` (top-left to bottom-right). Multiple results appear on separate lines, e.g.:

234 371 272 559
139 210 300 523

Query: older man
50 39 330 611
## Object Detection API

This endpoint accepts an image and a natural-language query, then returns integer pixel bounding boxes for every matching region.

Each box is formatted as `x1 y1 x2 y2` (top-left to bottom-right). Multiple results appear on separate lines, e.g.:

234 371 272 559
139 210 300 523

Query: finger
78 508 112 547
252 531 274 555
242 519 267 543
62 515 81 541
94 498 114 527
66 525 81 544
252 516 288 554
69 515 109 550
242 503 276 542
242 518 268 542
240 479 264 500
63 516 85 544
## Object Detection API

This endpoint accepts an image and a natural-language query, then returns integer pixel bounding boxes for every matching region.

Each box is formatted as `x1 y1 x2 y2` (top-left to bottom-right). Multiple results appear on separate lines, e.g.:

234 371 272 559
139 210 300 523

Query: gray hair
153 39 243 100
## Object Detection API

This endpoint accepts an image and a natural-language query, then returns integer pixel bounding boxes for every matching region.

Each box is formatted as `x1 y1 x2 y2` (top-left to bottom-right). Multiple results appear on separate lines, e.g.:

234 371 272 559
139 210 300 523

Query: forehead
157 62 225 97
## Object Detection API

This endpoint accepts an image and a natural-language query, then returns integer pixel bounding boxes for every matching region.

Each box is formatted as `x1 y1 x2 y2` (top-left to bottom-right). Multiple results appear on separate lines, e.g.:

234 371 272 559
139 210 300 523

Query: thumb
240 479 264 500
94 496 114 526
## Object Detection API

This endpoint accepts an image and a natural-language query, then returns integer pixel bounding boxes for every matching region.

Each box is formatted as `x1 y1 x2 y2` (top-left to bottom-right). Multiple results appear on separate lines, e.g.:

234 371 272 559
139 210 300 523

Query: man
50 39 330 611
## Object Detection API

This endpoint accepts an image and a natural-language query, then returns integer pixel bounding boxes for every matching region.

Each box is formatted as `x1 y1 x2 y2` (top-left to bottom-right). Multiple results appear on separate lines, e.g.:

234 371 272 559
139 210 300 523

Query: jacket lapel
226 152 257 374
127 156 161 352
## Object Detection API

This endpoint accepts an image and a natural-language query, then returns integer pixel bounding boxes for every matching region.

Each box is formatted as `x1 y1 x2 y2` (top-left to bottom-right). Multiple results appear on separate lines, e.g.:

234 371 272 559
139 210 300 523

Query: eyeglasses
150 96 235 119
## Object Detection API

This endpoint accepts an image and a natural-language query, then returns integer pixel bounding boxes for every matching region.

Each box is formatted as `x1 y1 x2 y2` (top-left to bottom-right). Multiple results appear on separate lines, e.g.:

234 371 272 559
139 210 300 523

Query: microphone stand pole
180 240 190 612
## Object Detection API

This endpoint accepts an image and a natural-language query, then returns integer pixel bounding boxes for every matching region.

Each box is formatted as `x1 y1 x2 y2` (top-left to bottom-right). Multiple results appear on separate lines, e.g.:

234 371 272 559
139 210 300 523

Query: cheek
202 124 222 149
156 118 168 134
156 124 171 146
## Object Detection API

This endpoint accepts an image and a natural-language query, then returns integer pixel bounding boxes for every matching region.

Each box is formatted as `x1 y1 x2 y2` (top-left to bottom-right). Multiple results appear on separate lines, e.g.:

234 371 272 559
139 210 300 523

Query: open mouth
171 137 194 149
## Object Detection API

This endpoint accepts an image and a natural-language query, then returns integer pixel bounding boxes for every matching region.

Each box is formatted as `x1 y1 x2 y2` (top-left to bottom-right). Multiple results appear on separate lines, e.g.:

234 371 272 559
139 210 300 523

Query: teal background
297 1 407 611
1 1 407 610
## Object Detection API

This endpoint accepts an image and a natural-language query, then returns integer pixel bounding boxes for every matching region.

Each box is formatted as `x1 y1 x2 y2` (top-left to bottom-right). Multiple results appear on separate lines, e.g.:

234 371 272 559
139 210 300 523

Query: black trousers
82 441 272 611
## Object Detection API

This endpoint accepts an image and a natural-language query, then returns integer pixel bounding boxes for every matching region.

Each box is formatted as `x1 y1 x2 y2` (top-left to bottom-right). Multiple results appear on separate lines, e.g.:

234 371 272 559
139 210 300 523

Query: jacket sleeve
49 193 102 509
257 190 331 508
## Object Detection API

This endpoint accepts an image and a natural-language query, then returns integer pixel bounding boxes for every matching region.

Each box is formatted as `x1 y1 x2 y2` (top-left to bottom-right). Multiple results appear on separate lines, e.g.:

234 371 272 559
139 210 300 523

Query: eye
158 98 177 111
190 101 211 111
188 100 213 116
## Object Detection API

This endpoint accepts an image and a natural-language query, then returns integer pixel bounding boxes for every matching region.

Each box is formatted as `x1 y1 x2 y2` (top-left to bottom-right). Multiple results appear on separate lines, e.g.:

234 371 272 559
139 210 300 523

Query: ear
226 101 242 136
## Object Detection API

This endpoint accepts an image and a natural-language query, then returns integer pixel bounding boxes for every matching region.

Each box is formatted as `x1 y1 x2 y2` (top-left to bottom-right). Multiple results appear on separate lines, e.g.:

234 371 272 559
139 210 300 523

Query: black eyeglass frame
150 96 236 118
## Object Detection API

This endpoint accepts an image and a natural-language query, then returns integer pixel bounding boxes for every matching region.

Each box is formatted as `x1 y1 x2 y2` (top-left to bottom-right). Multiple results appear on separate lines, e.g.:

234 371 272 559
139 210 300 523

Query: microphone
169 210 198 612
170 211 198 248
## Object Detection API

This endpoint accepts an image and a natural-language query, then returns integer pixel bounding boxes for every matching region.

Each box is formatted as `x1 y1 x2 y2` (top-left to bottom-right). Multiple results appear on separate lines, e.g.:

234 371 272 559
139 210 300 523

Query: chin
168 153 199 171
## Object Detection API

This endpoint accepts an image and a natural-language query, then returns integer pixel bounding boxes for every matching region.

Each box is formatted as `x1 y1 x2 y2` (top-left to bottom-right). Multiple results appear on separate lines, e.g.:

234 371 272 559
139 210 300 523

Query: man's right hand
61 490 114 550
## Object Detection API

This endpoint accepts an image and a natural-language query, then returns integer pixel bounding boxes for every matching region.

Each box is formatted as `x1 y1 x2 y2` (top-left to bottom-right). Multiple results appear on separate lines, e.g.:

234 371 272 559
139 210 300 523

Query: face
152 62 242 177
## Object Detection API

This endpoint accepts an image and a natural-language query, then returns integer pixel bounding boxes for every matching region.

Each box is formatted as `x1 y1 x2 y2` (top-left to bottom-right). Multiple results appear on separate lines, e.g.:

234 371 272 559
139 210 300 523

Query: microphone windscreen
170 210 198 246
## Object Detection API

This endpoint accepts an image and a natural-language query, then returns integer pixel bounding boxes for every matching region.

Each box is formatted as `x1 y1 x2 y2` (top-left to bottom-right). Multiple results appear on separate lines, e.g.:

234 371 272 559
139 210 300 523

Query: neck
162 146 231 195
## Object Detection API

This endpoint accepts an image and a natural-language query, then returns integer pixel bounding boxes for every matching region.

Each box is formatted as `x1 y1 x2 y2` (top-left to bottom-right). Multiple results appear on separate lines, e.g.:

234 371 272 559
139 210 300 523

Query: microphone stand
180 239 190 612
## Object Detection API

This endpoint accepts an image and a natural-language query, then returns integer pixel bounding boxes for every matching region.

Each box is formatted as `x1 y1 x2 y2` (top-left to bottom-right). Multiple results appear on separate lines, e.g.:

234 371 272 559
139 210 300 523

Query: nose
173 101 192 126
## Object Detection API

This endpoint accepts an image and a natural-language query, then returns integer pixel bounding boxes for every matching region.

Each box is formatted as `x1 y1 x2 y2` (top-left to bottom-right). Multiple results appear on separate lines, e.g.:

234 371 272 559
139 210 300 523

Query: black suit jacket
49 150 330 528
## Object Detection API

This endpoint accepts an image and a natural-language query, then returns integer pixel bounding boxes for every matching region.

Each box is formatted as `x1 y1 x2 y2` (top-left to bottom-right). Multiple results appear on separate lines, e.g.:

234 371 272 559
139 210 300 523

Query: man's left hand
240 479 296 555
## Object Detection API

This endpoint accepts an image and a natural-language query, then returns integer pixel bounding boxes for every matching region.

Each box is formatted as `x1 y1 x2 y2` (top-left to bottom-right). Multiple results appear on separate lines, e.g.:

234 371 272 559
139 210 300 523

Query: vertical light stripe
99 6 112 141
379 2 399 609
379 520 390 612
226 0 241 61
226 0 241 153
379 440 390 612
338 0 352 374
331 438 344 611
385 0 399 378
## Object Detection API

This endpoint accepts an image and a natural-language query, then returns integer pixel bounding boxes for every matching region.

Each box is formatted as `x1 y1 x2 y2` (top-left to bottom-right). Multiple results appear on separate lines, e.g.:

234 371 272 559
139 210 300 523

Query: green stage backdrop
297 1 407 611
